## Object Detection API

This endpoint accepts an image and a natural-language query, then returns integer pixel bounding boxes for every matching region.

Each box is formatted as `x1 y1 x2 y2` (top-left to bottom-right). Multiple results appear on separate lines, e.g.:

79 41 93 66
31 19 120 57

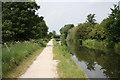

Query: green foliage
66 4 120 47
60 34 66 45
86 13 96 25
74 23 92 40
60 24 74 45
2 2 48 42
89 21 106 40
66 28 75 43
47 31 60 39
54 35 60 38
66 23 93 45
2 39 47 75
114 42 120 54
47 32 53 39
52 30 56 37
60 24 74 38
103 5 120 43
82 39 109 51
2 20 13 41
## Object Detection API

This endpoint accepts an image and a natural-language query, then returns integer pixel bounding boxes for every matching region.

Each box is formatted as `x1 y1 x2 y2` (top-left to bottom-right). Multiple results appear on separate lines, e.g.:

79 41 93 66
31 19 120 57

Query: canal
67 42 120 79
56 39 120 79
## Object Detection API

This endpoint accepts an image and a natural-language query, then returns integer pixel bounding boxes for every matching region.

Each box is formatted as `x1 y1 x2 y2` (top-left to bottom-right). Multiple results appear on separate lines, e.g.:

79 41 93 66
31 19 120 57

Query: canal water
56 40 120 78
67 42 120 79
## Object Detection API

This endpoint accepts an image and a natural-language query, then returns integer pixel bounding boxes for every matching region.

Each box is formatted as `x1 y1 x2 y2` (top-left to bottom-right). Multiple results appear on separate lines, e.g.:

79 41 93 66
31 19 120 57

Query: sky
35 0 119 34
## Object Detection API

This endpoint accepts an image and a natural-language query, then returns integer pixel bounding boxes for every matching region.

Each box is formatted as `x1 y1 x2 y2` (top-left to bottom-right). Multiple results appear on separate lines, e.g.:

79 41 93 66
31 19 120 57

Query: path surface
20 39 58 78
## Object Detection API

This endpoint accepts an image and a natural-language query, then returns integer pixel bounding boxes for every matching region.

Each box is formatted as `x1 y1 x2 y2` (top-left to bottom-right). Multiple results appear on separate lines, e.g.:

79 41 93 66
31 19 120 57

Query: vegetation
60 24 74 45
2 2 48 42
2 39 49 76
82 39 120 54
67 41 120 78
52 30 56 38
61 6 120 78
47 31 60 39
2 2 50 76
60 34 66 45
86 13 96 25
82 39 109 52
65 5 120 50
3 44 46 78
53 39 85 78
103 5 120 44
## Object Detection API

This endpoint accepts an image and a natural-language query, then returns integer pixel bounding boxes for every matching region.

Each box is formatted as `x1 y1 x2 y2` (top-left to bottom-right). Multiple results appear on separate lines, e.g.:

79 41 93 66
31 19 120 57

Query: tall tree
103 5 120 44
86 14 96 25
2 2 48 42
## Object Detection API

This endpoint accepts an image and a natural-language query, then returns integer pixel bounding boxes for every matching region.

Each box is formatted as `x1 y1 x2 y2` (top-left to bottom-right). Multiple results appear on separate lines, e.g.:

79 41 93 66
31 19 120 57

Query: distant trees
65 4 120 46
2 2 48 42
60 24 74 45
66 23 92 45
47 30 60 39
66 14 97 45
52 30 56 38
47 32 53 39
60 24 74 38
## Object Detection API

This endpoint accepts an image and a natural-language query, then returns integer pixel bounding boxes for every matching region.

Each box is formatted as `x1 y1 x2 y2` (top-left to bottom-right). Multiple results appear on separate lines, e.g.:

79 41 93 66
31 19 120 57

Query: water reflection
67 42 120 78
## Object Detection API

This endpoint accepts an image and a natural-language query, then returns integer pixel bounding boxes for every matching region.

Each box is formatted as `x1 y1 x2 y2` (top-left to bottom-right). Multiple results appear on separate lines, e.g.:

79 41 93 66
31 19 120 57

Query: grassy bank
82 39 120 54
2 39 49 78
53 39 85 78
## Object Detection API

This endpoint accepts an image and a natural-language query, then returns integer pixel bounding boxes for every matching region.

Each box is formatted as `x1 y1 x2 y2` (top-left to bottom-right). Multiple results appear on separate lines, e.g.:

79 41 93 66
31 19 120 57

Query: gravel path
20 39 59 78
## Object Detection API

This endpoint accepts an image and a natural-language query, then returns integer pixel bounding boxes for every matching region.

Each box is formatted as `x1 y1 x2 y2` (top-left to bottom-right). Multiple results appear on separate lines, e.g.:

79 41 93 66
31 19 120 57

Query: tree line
2 2 48 42
60 4 120 46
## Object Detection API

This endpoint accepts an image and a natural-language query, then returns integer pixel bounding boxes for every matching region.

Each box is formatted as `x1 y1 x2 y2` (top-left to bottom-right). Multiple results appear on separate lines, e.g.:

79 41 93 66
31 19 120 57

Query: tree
47 32 53 39
103 5 120 44
2 20 13 42
38 20 48 38
2 2 48 42
86 14 96 25
60 24 74 45
52 30 56 37
73 23 90 40
60 24 74 38
89 21 106 40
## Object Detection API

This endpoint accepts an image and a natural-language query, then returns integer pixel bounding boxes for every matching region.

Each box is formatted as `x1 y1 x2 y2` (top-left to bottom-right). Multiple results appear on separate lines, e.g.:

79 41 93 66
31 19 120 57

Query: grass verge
2 39 48 78
53 39 85 78
3 47 45 78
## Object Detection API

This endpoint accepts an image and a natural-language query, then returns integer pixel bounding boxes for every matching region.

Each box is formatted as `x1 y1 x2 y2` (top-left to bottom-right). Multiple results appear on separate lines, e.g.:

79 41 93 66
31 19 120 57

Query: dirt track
20 39 58 78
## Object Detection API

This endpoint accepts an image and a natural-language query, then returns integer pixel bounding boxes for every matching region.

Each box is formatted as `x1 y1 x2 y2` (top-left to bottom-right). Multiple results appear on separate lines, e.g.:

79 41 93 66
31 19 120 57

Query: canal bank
55 38 120 79
53 39 86 78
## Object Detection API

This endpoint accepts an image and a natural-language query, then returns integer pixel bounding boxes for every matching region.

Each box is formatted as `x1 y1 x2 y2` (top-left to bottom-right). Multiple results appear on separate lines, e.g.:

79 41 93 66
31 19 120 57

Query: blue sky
35 0 119 34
